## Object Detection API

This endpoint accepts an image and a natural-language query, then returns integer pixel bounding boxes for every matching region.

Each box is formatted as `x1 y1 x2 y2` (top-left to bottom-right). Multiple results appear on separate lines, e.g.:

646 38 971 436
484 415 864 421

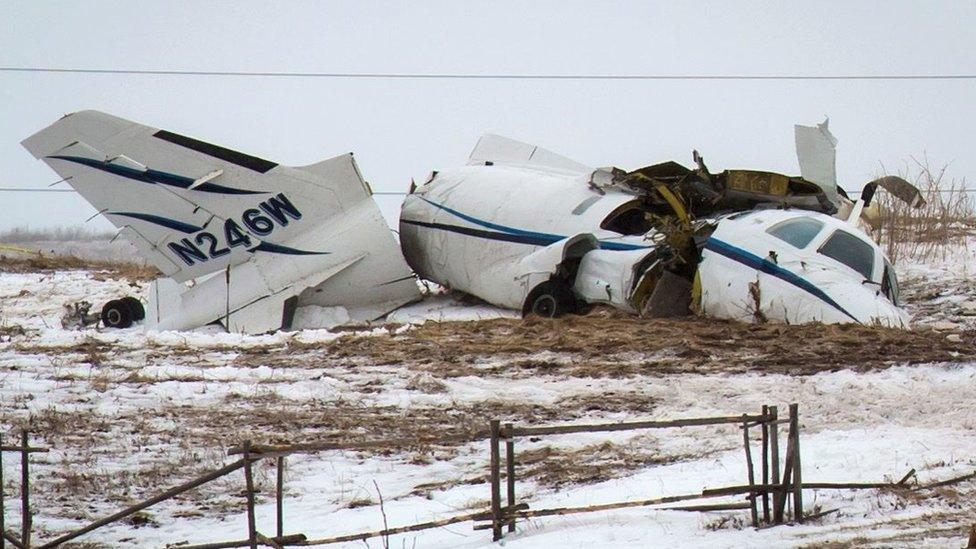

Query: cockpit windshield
766 217 824 249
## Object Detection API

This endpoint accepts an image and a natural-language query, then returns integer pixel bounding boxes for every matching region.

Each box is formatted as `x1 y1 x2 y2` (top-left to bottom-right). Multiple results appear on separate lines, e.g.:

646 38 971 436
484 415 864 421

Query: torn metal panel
862 176 926 209
572 248 658 313
623 162 836 219
795 118 839 205
642 270 693 318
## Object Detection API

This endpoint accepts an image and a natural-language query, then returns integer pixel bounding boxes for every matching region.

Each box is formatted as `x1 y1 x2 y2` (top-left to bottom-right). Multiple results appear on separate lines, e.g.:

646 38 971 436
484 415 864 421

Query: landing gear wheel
101 299 134 329
525 282 577 318
121 296 145 321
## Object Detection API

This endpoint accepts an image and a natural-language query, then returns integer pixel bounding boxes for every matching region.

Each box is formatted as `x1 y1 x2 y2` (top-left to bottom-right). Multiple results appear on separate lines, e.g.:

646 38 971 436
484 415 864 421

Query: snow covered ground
0 239 974 547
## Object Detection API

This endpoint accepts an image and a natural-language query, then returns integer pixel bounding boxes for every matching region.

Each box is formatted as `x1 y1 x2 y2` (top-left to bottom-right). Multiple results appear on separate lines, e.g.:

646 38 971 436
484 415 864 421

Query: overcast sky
2 1 974 231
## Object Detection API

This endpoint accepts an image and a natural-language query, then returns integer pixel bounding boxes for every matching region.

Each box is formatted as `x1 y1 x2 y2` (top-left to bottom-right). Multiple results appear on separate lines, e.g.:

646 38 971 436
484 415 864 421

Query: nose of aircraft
848 287 911 328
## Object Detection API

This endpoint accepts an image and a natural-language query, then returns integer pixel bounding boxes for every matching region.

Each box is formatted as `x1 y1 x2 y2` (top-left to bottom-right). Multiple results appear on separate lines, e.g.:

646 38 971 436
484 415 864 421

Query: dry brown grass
516 439 704 489
0 254 159 280
799 514 975 548
410 437 711 496
405 373 448 394
266 308 975 378
4 383 673 516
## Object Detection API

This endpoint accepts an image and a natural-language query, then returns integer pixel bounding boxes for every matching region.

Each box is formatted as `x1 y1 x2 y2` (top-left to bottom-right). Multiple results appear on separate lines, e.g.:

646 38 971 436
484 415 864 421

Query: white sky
1 1 974 231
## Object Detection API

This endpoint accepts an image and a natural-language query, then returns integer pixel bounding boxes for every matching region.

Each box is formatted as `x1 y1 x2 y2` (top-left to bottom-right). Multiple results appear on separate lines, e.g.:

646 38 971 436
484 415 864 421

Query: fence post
504 422 516 533
489 419 502 541
789 403 803 523
768 405 780 522
741 416 759 527
774 413 795 524
276 456 285 539
20 430 30 549
760 405 770 524
243 441 257 549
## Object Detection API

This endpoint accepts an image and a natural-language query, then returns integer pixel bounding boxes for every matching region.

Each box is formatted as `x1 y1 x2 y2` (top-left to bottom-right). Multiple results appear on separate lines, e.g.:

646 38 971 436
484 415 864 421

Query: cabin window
881 259 900 306
601 201 655 235
817 229 875 279
766 217 824 249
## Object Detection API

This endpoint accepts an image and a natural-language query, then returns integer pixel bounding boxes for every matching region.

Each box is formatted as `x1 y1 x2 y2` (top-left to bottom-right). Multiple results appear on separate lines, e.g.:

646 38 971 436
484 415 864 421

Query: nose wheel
101 296 145 329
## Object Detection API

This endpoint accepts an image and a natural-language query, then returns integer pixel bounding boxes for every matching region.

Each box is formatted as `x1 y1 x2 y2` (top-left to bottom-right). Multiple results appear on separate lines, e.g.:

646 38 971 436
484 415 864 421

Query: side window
766 218 824 249
818 230 875 279
881 259 900 306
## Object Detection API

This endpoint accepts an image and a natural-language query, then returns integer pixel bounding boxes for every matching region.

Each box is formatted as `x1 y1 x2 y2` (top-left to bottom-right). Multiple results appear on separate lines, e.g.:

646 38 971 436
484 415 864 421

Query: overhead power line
0 188 76 193
1 67 975 80
0 186 409 195
3 187 973 195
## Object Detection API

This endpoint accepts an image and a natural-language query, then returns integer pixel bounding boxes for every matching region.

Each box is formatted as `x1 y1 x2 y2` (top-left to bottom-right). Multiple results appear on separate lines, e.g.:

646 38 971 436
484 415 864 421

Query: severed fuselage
400 128 916 327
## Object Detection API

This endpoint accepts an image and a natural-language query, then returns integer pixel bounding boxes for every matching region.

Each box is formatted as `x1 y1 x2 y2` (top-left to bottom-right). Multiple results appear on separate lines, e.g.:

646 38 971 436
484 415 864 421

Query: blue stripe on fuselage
703 237 859 323
416 196 648 251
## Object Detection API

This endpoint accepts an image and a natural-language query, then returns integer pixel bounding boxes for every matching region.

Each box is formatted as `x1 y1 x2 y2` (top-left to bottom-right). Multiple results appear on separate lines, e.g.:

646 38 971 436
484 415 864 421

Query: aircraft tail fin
20 111 376 283
22 110 421 333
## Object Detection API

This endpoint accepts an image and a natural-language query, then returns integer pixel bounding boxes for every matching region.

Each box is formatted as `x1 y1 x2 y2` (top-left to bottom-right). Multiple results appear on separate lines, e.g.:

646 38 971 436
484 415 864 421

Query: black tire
101 299 134 329
121 296 145 321
525 282 577 318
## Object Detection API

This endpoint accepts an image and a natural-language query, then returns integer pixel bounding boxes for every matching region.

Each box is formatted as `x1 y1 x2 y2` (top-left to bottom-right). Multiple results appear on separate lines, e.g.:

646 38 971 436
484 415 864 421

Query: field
0 229 974 548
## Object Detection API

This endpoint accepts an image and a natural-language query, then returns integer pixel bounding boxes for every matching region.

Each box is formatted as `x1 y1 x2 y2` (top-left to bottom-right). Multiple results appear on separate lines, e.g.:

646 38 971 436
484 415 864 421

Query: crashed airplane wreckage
22 110 421 333
401 122 924 328
23 112 922 333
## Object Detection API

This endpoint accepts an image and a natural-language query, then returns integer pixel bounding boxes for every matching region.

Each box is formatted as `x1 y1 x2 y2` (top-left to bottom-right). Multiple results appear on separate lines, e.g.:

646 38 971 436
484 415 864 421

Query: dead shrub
346 496 375 508
875 156 974 264
704 514 745 531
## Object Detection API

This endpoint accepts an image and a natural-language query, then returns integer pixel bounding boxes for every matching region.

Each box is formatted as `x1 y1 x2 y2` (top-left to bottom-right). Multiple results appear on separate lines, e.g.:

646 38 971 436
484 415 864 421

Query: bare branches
373 481 390 549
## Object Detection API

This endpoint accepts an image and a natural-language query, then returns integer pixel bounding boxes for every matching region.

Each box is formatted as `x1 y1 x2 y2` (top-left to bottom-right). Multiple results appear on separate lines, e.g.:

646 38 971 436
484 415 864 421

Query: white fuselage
401 165 909 327
400 164 655 310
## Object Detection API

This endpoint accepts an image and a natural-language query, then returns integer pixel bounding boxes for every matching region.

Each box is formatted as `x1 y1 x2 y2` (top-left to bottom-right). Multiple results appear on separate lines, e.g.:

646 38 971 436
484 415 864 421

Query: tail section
24 110 420 332
22 111 373 283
